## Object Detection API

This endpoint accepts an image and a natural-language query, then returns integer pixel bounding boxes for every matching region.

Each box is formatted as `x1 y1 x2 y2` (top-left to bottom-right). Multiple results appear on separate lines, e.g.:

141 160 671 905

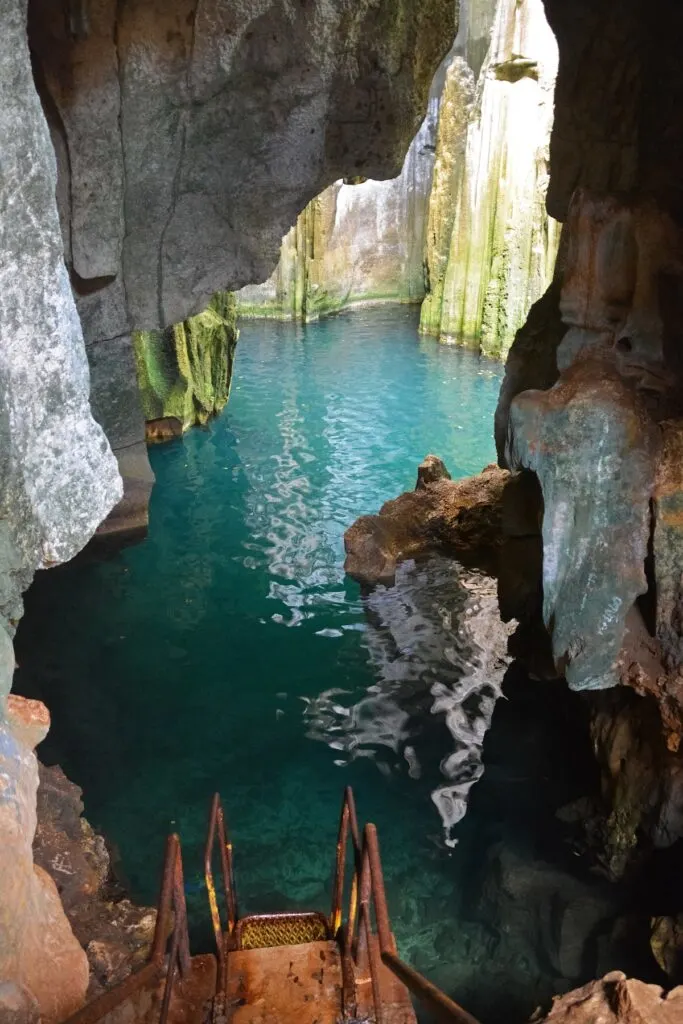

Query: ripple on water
15 307 544 1016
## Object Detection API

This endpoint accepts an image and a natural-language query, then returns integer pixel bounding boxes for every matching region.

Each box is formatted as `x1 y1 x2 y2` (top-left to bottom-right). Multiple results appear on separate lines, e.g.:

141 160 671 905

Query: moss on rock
133 292 238 437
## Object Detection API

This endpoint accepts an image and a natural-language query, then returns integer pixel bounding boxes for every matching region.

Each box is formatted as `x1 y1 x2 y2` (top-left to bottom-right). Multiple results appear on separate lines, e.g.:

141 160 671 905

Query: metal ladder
63 788 480 1024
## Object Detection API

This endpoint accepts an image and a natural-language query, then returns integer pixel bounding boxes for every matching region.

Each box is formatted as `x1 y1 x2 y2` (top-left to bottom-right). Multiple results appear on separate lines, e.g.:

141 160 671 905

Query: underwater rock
344 461 508 586
479 843 618 983
536 971 683 1023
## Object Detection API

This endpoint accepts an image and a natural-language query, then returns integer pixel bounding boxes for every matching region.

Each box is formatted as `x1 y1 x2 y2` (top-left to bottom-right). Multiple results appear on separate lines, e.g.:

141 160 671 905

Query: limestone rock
536 972 683 1023
344 462 509 586
133 292 239 433
0 0 121 585
495 277 565 464
0 689 88 1022
420 0 560 358
506 356 659 690
33 764 157 996
0 984 40 1024
30 0 455 334
587 685 683 877
418 55 475 337
651 915 683 982
654 421 683 677
416 454 452 489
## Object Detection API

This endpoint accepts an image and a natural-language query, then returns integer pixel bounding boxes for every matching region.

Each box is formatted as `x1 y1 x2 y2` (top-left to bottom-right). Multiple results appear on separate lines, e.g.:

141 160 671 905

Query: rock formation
0 0 456 1014
236 102 439 319
536 972 683 1023
28 0 456 538
344 458 509 586
420 0 560 357
237 0 560 357
133 292 239 442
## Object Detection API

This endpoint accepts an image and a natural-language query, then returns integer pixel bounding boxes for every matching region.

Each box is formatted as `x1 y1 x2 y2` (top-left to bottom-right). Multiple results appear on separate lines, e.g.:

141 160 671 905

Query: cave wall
420 0 560 358
235 104 439 320
493 0 683 867
29 0 457 538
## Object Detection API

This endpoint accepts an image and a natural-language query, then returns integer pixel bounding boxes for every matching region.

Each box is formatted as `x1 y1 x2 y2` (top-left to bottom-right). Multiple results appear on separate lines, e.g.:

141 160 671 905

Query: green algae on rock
133 293 239 439
419 0 560 359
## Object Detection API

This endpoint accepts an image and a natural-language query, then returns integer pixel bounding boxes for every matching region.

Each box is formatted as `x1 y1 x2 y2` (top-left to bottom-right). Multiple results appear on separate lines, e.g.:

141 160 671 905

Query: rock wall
133 292 239 441
236 106 438 319
237 0 559 362
28 0 456 538
420 0 560 358
0 0 457 1014
493 0 683 882
0 3 121 1015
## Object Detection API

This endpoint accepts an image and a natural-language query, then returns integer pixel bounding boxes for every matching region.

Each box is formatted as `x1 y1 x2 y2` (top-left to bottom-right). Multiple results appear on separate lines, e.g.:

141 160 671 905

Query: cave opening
3 0 683 1021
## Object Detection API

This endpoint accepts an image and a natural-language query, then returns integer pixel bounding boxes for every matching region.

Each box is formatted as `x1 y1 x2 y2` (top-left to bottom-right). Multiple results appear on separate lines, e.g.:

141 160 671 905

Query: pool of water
15 308 650 1021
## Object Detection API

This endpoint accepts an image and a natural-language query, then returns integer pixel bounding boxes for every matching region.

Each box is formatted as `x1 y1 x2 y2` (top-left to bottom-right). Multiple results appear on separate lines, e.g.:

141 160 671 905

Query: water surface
17 309 641 1021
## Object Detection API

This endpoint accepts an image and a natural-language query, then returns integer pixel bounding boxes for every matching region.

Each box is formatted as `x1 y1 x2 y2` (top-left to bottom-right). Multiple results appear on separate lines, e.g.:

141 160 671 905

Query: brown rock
537 972 683 1023
415 454 451 489
33 764 156 997
145 416 184 444
0 679 89 1023
344 461 509 586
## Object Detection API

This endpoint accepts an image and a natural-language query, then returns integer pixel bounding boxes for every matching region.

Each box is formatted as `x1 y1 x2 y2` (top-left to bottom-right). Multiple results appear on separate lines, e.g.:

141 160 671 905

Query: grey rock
506 356 659 690
30 0 457 334
0 0 121 583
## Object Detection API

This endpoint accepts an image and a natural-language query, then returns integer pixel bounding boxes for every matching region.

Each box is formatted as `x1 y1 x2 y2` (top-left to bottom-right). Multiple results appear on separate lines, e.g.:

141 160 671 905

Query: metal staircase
63 788 480 1024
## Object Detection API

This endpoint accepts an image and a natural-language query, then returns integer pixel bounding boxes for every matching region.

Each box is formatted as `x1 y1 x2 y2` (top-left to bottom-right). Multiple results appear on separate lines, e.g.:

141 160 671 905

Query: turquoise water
16 309 645 1021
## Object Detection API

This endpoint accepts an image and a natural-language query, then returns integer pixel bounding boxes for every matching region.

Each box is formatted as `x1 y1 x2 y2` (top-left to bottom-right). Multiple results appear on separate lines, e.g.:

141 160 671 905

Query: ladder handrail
62 833 192 1024
334 787 481 1024
204 791 238 967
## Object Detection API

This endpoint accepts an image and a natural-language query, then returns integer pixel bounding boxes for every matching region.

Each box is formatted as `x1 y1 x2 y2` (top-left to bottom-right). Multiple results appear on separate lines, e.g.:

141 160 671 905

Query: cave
2 0 683 1023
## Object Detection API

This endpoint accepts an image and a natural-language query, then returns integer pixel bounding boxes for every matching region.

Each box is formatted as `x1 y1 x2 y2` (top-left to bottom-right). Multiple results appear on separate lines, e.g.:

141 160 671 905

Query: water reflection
303 555 515 844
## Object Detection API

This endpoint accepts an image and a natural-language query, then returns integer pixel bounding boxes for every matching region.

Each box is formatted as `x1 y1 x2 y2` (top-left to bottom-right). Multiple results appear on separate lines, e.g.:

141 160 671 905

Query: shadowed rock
344 459 509 586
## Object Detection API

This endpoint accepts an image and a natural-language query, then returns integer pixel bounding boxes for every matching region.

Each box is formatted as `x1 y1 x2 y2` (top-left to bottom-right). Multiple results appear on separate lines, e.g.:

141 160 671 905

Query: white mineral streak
433 0 560 356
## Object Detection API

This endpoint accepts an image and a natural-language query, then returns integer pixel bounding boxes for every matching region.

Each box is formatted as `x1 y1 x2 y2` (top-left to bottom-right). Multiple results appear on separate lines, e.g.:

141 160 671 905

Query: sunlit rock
420 0 560 357
537 972 683 1023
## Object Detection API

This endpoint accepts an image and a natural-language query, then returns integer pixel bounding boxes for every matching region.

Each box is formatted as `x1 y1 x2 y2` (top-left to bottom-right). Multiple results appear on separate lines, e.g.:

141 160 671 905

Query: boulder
344 460 509 586
536 972 683 1023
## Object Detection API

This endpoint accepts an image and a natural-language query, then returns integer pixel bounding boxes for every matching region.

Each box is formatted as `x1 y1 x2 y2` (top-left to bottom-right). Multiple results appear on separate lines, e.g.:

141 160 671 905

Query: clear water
15 308 646 1021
